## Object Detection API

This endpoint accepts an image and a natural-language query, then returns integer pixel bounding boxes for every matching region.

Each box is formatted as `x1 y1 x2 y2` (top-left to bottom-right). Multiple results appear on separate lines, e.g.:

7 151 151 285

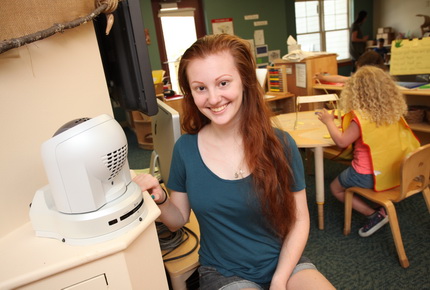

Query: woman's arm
351 31 369 42
133 173 191 232
317 109 360 148
270 189 309 289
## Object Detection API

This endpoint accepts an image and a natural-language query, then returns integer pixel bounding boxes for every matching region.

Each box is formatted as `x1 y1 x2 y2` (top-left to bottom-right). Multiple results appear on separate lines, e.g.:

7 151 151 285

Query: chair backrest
397 144 430 202
296 94 339 106
294 94 339 129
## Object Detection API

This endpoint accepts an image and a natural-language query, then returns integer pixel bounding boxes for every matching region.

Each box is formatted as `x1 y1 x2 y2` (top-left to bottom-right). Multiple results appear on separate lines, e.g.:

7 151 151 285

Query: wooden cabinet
265 93 295 114
273 54 338 98
130 111 153 150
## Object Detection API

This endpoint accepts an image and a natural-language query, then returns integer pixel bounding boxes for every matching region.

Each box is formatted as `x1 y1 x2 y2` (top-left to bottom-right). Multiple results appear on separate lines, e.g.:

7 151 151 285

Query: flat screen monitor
93 0 158 116
149 99 182 186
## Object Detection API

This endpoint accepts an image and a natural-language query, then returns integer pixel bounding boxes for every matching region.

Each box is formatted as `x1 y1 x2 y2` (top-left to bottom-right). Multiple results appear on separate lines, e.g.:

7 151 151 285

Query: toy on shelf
268 66 288 96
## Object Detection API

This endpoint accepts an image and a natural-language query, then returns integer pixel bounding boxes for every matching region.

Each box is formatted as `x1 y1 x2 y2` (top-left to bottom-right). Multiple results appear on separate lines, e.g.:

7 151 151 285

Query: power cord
156 222 199 262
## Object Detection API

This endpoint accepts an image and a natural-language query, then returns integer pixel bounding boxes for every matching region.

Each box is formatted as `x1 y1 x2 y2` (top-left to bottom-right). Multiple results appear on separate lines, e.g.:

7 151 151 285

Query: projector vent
102 145 128 180
53 117 91 136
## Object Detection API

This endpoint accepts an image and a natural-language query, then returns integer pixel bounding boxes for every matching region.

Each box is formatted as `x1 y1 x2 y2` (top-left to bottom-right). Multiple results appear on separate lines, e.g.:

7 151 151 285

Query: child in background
316 66 420 237
373 38 389 64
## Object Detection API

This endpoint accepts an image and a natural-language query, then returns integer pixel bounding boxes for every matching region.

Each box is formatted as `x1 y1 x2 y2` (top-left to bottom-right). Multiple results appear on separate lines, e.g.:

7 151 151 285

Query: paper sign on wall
296 63 307 88
212 18 234 35
254 29 265 45
390 37 430 75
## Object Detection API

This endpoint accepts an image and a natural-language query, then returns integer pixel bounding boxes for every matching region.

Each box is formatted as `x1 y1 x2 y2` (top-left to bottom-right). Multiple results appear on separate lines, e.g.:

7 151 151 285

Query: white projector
29 114 147 245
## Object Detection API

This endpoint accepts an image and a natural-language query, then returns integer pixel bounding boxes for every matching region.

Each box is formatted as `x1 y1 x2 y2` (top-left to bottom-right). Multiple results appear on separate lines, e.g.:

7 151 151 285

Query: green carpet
125 128 430 289
303 157 430 289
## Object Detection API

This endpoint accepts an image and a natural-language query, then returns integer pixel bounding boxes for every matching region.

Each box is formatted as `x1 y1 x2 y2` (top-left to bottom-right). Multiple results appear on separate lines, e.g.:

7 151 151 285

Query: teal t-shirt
167 128 305 284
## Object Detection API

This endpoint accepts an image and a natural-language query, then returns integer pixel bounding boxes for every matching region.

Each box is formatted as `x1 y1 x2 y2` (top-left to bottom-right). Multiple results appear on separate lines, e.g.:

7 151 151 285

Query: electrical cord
156 222 199 262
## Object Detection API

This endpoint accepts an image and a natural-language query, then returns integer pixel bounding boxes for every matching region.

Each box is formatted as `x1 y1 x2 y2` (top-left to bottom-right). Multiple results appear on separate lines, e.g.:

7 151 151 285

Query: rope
0 0 122 54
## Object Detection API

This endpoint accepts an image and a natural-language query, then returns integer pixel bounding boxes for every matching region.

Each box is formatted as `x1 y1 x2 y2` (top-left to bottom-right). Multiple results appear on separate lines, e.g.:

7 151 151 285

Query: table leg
314 147 325 230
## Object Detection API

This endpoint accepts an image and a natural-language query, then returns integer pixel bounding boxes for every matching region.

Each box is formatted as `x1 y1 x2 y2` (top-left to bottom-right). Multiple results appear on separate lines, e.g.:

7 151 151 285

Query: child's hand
314 72 327 81
315 108 334 124
133 173 166 204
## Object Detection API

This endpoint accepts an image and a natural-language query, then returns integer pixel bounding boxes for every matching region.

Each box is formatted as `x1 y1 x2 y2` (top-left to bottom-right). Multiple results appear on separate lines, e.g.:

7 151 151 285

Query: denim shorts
198 256 317 290
338 166 374 189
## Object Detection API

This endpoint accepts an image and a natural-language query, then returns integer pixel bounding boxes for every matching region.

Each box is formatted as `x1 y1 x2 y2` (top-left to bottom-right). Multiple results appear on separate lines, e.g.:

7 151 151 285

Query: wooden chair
343 144 430 268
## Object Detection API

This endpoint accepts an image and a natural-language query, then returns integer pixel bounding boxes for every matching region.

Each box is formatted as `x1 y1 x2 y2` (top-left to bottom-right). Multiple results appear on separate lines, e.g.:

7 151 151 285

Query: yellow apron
334 111 420 191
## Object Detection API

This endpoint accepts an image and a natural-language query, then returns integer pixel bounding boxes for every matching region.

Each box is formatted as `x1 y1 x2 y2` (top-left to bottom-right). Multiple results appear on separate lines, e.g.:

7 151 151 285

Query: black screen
94 0 158 116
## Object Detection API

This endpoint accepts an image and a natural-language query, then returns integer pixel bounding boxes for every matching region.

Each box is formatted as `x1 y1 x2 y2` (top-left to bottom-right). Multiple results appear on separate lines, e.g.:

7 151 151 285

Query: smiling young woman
133 34 335 290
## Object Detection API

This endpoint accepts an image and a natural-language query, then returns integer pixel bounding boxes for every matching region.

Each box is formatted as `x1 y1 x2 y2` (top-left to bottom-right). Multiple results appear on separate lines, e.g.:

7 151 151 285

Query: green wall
142 0 374 73
140 0 162 70
202 0 291 58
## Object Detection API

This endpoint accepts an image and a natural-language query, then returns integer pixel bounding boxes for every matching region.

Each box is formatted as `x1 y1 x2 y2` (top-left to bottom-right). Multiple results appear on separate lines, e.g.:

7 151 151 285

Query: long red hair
178 34 296 239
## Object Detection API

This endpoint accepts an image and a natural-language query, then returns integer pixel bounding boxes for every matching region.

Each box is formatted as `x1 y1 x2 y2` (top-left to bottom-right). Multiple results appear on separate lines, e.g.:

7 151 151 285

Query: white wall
0 24 113 237
374 0 430 38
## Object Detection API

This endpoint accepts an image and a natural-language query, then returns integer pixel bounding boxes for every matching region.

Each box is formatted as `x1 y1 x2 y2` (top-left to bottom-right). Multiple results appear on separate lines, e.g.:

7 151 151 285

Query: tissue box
288 44 301 53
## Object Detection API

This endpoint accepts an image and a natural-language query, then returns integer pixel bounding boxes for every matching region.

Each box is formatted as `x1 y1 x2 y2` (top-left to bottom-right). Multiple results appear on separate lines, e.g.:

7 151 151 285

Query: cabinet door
63 274 108 290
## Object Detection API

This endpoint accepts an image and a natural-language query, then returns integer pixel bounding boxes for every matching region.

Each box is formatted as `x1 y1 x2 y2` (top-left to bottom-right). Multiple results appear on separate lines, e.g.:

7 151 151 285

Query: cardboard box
154 83 164 95
152 70 165 95
377 27 393 34
376 32 395 45
366 40 376 47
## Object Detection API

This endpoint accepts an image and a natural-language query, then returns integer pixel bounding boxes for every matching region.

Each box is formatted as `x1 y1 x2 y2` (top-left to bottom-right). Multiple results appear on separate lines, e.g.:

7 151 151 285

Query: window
295 0 350 60
151 0 206 94
159 8 197 94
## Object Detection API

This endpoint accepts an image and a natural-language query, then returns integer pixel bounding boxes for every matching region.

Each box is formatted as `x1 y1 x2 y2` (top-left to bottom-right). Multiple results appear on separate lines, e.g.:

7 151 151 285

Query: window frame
294 0 352 61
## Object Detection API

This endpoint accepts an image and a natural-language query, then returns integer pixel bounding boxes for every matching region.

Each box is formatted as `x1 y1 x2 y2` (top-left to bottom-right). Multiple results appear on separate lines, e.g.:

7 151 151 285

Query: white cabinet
0 193 168 290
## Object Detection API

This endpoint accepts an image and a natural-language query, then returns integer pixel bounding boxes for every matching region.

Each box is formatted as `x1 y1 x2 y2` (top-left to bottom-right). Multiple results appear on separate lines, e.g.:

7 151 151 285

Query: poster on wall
212 18 234 35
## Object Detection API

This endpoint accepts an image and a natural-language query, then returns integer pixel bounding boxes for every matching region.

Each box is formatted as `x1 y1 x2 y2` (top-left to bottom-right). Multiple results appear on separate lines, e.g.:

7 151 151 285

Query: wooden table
272 111 339 230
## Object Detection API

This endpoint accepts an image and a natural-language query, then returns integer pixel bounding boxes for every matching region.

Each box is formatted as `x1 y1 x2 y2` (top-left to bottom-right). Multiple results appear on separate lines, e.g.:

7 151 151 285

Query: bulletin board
390 37 430 75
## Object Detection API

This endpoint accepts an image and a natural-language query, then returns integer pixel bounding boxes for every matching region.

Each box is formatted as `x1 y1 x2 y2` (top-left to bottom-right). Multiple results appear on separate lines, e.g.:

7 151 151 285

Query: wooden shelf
264 93 295 114
409 122 430 133
264 92 294 102
314 84 430 96
401 89 430 96
313 84 344 92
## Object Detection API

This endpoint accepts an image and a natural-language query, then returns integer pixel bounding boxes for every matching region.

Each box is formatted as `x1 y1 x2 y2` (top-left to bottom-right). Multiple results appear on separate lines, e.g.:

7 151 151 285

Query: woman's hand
270 278 286 290
133 173 166 204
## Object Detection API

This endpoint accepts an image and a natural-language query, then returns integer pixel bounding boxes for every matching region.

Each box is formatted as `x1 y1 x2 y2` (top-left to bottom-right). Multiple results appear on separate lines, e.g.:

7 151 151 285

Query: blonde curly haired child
317 66 420 237
340 65 407 126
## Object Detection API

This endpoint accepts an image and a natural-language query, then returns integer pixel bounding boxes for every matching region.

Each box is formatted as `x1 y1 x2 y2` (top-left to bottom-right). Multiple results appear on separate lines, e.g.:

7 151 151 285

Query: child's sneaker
358 207 389 237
